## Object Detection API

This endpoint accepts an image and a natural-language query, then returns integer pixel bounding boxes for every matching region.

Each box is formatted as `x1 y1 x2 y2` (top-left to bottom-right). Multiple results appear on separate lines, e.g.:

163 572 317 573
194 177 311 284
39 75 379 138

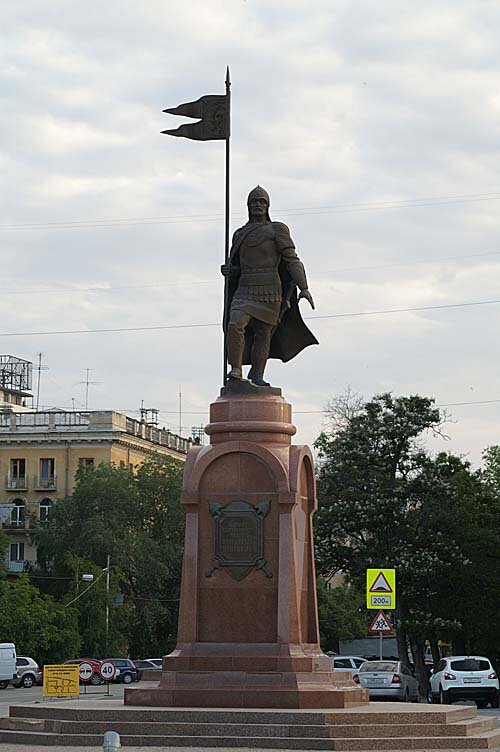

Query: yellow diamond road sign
366 568 396 609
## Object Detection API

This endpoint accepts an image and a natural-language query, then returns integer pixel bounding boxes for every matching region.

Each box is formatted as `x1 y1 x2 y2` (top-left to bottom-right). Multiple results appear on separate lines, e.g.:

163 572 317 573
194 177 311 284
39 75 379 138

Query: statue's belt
239 270 280 286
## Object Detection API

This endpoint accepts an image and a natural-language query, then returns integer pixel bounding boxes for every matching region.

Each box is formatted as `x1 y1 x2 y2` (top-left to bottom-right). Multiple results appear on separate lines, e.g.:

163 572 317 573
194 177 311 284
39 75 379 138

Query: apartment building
0 357 192 573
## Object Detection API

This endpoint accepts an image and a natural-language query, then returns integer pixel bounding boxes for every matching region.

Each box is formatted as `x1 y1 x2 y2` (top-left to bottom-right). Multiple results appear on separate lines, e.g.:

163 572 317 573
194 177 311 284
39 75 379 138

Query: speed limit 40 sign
99 661 116 682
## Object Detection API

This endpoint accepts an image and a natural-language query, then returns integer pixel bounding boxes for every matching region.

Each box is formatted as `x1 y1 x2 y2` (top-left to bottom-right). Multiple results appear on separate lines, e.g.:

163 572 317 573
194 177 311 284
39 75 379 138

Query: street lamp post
104 554 110 655
66 557 111 656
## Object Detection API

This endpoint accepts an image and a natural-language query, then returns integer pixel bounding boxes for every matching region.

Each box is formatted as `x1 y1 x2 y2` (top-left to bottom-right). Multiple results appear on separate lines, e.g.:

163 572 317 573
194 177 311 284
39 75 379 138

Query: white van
0 643 17 688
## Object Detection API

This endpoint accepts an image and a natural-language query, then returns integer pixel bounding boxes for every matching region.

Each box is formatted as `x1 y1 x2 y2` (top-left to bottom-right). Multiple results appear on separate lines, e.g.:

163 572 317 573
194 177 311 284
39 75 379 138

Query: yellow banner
43 664 79 697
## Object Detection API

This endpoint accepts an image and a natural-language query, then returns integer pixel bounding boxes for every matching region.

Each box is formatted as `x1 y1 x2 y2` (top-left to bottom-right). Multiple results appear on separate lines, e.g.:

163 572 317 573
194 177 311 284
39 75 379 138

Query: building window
9 542 24 562
10 459 26 479
79 458 94 468
40 498 52 523
11 500 25 527
40 458 55 480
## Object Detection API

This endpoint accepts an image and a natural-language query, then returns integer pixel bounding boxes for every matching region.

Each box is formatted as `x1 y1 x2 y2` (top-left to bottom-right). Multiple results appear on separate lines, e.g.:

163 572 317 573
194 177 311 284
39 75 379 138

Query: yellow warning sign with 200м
366 568 396 609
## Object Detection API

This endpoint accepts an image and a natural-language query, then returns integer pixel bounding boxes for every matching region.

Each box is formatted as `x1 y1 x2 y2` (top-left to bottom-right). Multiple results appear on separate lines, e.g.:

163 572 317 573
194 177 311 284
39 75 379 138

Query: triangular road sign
369 610 393 633
369 571 392 593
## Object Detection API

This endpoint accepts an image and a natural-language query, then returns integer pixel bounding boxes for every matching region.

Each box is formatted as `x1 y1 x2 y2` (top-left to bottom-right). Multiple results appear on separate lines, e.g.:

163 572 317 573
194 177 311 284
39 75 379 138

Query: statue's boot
227 366 243 380
248 322 272 387
226 317 245 380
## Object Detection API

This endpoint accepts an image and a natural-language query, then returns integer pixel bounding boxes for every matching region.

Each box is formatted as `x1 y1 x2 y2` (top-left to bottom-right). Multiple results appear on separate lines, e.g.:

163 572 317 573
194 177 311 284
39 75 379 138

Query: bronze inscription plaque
206 499 272 581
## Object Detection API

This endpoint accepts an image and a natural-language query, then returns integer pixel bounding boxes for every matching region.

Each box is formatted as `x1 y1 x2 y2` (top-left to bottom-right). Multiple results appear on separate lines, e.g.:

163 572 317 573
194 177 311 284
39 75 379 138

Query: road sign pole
379 630 383 660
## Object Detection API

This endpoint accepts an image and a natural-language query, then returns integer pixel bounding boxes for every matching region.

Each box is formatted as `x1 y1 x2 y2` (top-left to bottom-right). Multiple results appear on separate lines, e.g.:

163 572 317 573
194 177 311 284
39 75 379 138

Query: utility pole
178 389 182 436
105 554 110 655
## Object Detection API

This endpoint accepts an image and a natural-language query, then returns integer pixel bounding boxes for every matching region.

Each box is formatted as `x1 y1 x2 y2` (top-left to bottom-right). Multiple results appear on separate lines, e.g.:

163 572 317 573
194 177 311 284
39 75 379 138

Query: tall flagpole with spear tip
162 69 231 386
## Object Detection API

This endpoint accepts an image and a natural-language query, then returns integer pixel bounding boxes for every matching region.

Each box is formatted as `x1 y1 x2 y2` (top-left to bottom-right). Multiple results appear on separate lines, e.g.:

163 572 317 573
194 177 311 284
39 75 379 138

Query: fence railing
4 474 28 490
1 411 191 454
33 475 57 491
6 560 26 573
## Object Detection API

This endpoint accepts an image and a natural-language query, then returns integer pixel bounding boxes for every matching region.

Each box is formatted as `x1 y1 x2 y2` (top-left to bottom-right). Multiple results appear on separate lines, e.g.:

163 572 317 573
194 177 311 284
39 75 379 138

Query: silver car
354 660 420 702
11 657 42 688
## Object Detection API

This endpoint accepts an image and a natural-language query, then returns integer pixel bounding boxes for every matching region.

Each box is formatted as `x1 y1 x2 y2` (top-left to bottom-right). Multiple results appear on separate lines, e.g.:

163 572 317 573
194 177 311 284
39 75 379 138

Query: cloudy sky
2 0 500 465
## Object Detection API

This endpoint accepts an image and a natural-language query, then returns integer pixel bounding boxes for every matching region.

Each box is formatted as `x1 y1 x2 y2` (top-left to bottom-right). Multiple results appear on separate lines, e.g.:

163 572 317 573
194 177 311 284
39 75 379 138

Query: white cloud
1 0 500 462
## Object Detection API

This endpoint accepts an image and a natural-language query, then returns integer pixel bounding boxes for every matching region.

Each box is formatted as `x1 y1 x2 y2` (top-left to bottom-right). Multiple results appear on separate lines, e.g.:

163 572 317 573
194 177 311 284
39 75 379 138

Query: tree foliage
0 575 80 663
317 577 366 653
34 454 184 658
314 392 500 692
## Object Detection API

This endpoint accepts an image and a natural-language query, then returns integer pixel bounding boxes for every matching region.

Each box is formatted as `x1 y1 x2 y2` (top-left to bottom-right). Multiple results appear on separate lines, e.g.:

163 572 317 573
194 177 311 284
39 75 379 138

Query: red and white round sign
78 662 93 682
99 661 116 682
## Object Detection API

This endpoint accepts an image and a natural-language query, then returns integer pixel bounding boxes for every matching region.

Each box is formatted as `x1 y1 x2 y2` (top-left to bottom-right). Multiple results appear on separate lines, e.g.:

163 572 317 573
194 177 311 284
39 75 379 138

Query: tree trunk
430 640 441 668
395 600 409 667
410 636 429 698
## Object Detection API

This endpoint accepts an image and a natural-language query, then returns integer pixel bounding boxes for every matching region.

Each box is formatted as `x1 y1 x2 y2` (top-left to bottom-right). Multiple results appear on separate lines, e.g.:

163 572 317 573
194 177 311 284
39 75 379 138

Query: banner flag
162 94 228 141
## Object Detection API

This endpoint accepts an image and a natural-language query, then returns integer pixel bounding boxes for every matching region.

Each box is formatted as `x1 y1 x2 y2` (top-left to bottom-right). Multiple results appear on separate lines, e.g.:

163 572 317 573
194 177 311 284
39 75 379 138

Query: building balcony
5 474 28 491
33 475 57 491
6 560 26 573
2 518 30 532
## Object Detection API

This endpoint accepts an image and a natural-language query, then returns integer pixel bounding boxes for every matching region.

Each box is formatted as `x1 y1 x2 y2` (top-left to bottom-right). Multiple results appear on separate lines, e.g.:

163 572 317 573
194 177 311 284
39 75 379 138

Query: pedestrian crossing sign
366 568 396 609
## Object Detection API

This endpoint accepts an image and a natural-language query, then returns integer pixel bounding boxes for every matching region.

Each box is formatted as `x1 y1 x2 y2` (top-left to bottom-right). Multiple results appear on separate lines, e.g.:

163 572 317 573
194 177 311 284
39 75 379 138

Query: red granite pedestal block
125 388 369 709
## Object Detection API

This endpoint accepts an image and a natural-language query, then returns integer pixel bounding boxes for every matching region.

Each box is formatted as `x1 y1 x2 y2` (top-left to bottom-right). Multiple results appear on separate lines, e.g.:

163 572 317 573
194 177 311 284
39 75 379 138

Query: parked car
144 658 162 668
133 659 161 673
11 657 42 688
429 656 499 708
353 660 420 702
104 658 142 684
64 658 103 685
332 656 367 675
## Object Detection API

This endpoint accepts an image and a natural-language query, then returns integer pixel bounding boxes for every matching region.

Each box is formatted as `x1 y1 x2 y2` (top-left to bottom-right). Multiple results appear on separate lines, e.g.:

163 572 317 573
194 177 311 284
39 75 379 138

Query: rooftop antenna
79 368 100 410
35 352 49 410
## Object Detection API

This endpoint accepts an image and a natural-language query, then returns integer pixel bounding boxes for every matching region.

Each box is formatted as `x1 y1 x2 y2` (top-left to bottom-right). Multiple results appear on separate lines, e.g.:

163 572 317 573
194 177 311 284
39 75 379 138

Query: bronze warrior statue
222 186 318 387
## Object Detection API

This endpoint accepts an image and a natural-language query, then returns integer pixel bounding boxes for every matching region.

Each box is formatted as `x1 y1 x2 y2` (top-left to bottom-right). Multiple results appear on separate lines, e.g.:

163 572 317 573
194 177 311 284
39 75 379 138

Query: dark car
64 658 103 685
105 658 142 684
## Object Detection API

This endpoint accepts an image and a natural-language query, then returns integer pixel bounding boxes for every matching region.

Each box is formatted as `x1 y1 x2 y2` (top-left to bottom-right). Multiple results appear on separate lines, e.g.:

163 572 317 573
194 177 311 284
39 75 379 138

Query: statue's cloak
226 224 319 364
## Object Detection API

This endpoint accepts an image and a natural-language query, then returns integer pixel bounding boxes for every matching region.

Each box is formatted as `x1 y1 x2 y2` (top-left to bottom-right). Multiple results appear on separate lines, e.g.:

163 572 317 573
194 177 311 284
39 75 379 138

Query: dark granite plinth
220 379 282 397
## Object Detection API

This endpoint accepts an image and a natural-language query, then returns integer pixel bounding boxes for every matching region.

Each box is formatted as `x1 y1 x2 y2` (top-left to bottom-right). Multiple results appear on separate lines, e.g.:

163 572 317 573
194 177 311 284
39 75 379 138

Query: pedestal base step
1 701 500 749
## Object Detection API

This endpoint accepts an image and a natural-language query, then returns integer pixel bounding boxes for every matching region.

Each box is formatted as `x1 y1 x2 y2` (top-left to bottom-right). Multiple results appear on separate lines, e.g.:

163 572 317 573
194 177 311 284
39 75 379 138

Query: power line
1 191 500 231
3 249 500 298
51 397 500 418
297 398 500 415
1 296 500 339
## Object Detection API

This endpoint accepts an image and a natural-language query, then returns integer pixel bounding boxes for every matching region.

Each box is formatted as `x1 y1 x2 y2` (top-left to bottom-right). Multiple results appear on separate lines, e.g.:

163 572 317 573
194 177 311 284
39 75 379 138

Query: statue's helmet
247 185 271 220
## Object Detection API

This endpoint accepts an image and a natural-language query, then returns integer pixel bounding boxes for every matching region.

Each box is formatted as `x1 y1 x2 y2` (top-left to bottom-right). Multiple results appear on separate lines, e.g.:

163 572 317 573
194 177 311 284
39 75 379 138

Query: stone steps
0 702 499 749
1 716 497 739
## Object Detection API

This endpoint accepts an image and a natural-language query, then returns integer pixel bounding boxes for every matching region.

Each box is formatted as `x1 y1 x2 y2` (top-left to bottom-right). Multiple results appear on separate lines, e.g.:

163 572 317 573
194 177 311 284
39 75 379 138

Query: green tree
34 454 184 658
0 530 8 579
0 575 80 664
314 393 490 693
317 578 366 653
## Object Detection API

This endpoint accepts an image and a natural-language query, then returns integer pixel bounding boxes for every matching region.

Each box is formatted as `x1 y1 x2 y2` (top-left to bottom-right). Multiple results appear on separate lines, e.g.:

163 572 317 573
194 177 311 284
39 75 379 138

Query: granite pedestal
126 386 368 708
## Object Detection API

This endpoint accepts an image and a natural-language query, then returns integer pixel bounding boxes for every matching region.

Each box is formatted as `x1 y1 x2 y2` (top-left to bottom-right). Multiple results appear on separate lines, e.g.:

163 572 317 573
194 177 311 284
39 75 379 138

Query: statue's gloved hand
221 264 239 277
298 289 315 309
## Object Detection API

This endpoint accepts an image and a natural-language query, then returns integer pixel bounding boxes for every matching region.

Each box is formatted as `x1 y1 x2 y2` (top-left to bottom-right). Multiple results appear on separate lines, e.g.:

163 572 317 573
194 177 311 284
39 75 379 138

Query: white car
429 655 499 708
332 656 367 675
